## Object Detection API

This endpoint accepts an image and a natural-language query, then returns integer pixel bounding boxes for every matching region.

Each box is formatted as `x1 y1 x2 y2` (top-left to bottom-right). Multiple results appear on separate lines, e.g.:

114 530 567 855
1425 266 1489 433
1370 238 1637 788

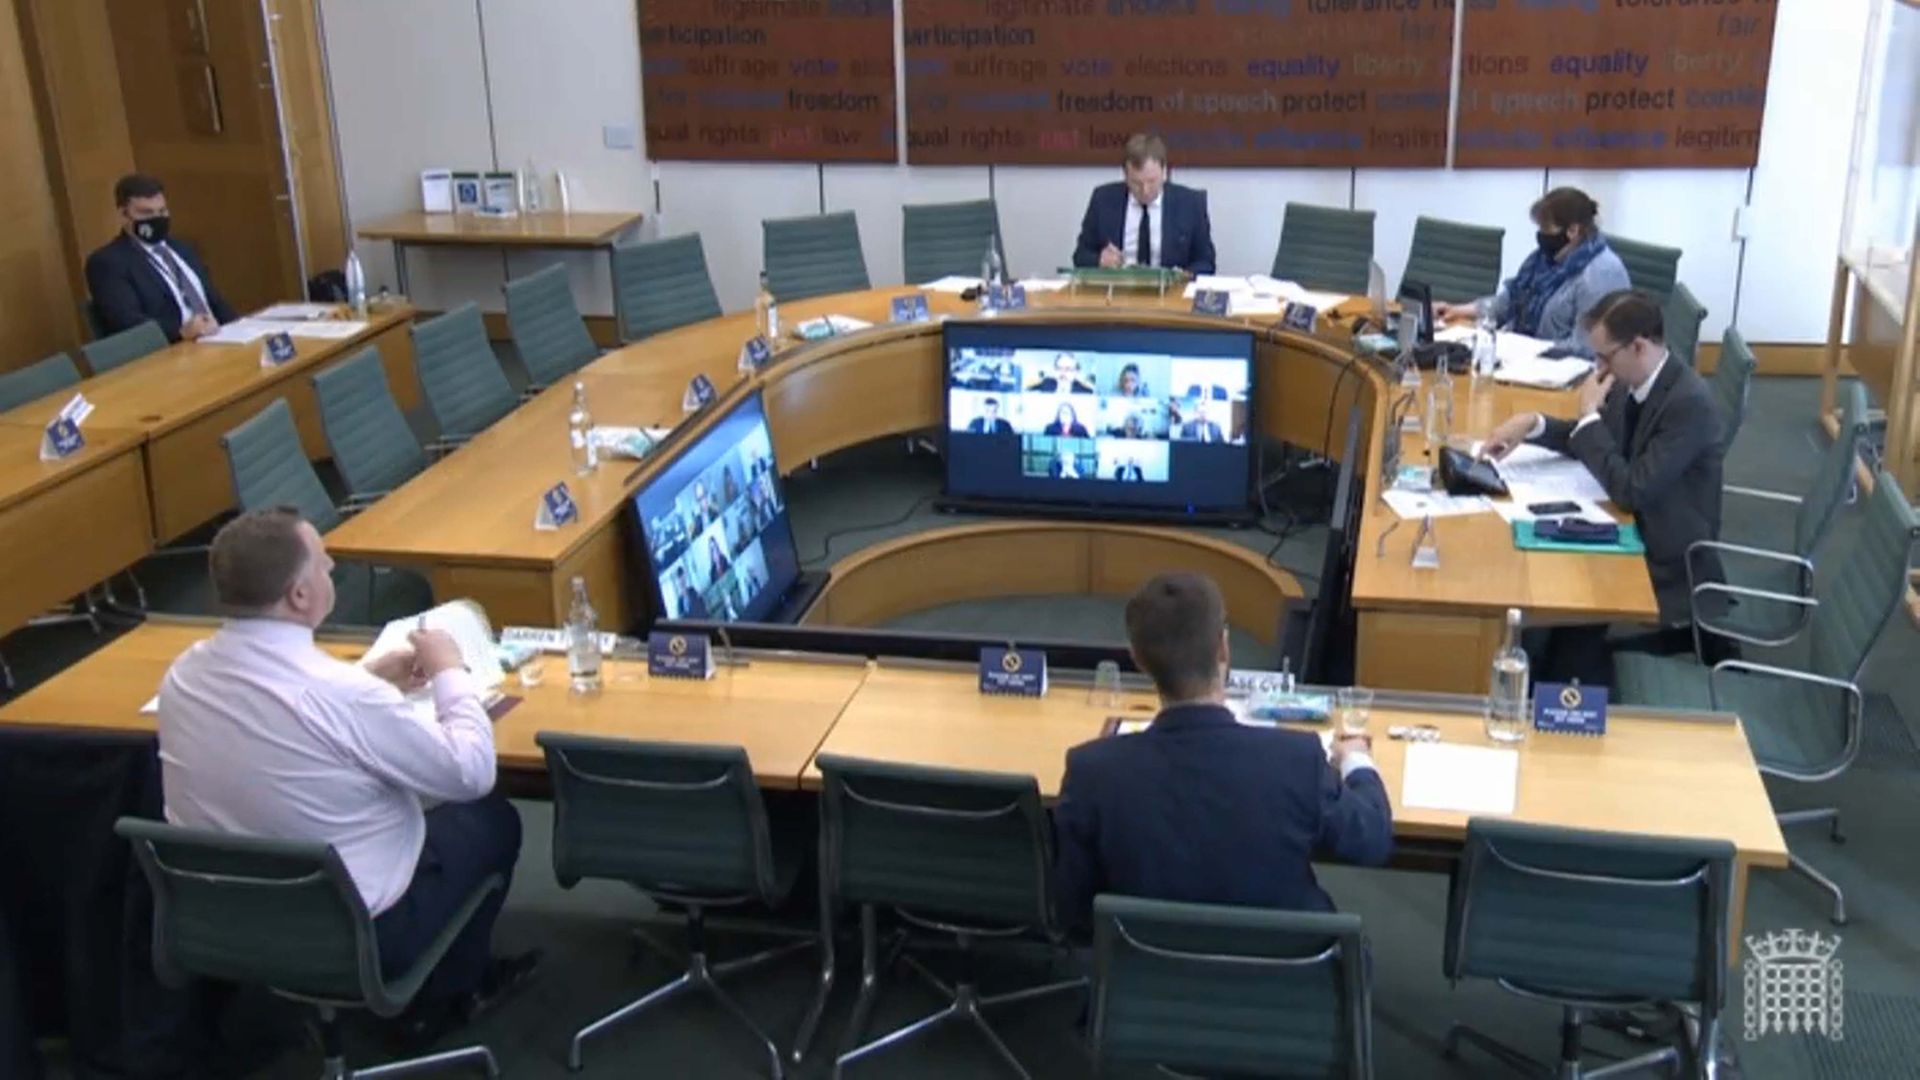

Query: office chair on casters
115 817 500 1080
812 754 1087 1080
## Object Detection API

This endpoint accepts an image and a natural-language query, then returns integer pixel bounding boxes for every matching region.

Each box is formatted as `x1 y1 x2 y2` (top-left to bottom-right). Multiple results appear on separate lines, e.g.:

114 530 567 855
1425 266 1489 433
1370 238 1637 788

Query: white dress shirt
157 618 497 915
139 239 209 324
1123 192 1163 268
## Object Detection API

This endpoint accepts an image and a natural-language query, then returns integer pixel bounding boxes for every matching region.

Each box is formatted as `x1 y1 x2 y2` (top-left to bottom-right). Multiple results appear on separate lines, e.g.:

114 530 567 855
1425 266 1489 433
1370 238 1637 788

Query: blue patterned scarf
1506 233 1610 336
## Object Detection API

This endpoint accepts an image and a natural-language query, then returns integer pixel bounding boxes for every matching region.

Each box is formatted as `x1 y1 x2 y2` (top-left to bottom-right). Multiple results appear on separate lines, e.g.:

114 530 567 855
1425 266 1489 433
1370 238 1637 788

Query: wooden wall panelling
0 0 82 369
266 0 346 279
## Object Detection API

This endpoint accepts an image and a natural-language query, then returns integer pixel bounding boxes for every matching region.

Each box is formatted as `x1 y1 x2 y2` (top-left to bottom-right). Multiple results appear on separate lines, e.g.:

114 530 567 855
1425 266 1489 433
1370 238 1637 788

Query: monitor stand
768 570 829 624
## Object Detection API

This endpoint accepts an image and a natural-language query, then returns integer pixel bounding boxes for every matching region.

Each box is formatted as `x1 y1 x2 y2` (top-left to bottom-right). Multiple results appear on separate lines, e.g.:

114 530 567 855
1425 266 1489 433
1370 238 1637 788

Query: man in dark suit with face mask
85 174 238 343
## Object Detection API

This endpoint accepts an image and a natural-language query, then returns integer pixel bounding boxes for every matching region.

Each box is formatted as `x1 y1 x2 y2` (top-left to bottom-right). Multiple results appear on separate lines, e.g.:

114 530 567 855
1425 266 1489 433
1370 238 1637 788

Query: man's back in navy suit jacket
85 233 238 343
1072 181 1217 275
1051 703 1393 931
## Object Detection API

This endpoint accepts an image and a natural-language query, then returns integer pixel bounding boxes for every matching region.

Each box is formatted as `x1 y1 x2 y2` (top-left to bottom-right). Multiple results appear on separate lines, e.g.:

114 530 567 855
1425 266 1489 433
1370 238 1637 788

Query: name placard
1190 290 1231 316
890 293 931 323
737 335 772 372
648 630 714 680
1282 302 1319 333
987 284 1028 312
260 332 298 367
979 645 1047 697
533 482 579 531
41 417 84 460
682 373 718 412
1533 681 1608 736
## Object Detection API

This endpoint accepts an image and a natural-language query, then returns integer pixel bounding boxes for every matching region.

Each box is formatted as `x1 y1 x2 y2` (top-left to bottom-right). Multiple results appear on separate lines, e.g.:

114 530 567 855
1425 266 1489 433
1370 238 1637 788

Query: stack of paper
1181 275 1256 298
256 303 337 321
201 319 284 346
921 276 982 294
365 600 506 717
286 321 368 340
1401 741 1520 814
1493 443 1611 505
1495 353 1594 390
1381 489 1492 520
793 314 873 339
1248 275 1351 310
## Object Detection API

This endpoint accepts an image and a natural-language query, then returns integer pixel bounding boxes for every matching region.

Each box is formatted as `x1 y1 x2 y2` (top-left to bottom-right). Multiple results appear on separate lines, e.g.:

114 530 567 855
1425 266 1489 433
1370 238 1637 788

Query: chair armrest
1685 540 1816 650
339 492 389 517
1690 580 1818 652
1722 484 1803 505
1707 660 1863 779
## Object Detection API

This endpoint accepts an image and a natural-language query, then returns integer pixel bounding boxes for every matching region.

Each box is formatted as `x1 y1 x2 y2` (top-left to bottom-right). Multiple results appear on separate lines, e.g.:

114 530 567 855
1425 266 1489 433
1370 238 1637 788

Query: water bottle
1474 306 1498 381
1485 607 1529 743
754 271 779 341
566 576 602 694
979 241 1004 317
344 250 368 318
567 381 597 476
521 157 543 213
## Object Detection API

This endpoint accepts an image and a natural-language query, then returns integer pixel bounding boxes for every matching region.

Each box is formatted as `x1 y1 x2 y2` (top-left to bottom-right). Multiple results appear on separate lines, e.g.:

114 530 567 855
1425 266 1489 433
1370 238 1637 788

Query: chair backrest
220 397 341 532
902 199 1004 285
1794 382 1872 556
1708 327 1757 455
409 303 516 440
0 353 83 414
115 818 379 1006
538 733 777 904
1403 216 1504 304
1607 234 1683 302
611 233 723 342
312 346 427 499
1092 895 1371 1079
1445 819 1731 1008
504 264 598 388
763 211 870 302
1272 203 1376 296
1663 282 1709 369
82 320 168 374
1806 473 1919 683
816 753 1053 930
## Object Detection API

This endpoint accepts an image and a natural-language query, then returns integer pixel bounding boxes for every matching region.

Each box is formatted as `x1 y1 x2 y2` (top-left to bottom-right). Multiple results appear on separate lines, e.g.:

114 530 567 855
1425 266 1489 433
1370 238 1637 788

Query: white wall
318 0 1868 342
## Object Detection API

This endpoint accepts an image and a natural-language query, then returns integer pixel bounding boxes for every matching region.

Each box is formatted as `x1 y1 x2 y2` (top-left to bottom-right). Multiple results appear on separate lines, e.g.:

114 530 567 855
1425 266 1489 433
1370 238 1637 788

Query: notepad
365 599 504 697
1401 742 1519 814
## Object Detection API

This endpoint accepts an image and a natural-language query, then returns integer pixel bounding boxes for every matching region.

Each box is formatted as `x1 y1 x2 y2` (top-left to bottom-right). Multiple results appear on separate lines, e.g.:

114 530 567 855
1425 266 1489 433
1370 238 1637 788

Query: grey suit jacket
1533 358 1726 626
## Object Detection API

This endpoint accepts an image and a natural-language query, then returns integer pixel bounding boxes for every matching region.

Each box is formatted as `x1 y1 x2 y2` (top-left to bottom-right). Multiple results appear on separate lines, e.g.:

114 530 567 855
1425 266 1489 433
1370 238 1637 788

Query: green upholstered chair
538 733 815 1075
1691 382 1872 646
0 353 83 414
611 233 723 343
410 303 517 444
1607 234 1683 303
504 263 598 390
221 399 432 626
115 817 501 1080
81 319 167 374
312 346 427 507
902 199 1004 285
1664 282 1709 369
1706 326 1758 456
1403 216 1505 304
1443 819 1734 1079
812 754 1086 1079
1619 473 1920 923
763 211 870 303
1091 895 1372 1078
1272 202 1377 295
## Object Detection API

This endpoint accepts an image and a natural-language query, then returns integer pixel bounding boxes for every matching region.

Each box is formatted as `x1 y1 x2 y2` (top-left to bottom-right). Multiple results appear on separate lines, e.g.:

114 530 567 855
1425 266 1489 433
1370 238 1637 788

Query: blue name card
1190 290 1231 316
261 332 297 366
42 417 84 460
738 335 772 371
534 482 578 530
1533 681 1608 736
682 373 717 412
648 630 714 680
890 293 931 323
987 284 1028 312
979 645 1047 697
1282 302 1319 333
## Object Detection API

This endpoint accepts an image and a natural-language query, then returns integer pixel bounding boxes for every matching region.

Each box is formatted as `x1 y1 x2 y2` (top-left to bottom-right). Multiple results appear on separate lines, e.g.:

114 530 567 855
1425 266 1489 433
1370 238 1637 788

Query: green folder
1057 266 1184 289
1512 520 1646 555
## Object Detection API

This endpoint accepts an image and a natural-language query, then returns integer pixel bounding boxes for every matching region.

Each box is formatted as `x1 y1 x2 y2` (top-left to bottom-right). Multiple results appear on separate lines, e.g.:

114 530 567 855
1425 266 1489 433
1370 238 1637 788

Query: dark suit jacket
1072 182 1216 274
84 233 237 342
1051 704 1393 932
1178 420 1224 443
1114 465 1145 481
1533 356 1726 625
967 417 1014 434
1028 376 1093 394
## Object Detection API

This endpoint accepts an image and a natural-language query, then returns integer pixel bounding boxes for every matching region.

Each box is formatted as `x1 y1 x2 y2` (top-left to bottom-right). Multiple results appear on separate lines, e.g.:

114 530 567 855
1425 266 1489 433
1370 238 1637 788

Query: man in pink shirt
157 507 534 1036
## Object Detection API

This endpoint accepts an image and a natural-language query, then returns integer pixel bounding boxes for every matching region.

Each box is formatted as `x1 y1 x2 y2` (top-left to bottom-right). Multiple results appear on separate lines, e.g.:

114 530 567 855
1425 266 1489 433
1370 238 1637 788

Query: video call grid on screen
632 392 799 624
942 323 1255 513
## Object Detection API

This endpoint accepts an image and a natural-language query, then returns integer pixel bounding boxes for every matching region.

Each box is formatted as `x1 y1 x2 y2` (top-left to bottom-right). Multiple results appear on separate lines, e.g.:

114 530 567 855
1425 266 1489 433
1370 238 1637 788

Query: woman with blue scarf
1436 187 1631 358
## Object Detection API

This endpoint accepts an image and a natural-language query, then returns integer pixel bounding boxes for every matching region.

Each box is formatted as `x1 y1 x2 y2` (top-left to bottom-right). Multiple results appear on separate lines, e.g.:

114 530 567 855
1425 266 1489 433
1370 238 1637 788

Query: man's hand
364 647 426 693
409 628 465 677
181 314 218 341
1098 243 1124 269
1578 371 1616 418
1331 735 1373 771
1479 413 1541 461
1433 300 1473 325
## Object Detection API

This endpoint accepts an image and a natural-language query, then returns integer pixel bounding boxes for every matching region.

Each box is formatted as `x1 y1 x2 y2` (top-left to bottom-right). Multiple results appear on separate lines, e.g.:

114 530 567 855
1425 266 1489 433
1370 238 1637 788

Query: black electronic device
1526 500 1582 517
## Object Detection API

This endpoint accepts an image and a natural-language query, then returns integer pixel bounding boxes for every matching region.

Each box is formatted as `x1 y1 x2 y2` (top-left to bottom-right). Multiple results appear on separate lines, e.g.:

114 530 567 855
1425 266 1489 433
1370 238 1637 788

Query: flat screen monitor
630 391 800 624
943 322 1255 515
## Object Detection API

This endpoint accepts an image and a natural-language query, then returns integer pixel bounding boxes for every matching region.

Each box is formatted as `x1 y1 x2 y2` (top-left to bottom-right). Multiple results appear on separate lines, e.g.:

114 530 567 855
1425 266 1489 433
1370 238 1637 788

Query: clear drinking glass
1090 660 1123 708
1335 687 1373 738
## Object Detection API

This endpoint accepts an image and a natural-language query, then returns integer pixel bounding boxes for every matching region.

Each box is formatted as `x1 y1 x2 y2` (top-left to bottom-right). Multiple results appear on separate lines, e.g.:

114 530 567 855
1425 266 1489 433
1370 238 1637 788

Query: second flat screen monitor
943 323 1255 515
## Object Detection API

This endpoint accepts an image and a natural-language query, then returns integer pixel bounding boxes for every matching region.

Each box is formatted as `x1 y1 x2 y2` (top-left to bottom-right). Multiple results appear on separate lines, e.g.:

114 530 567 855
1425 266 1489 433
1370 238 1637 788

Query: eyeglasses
1593 340 1635 368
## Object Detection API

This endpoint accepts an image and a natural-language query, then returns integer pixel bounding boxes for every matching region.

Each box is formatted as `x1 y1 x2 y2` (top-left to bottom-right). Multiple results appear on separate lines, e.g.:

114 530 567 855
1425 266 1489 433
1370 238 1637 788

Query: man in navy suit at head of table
1071 132 1217 276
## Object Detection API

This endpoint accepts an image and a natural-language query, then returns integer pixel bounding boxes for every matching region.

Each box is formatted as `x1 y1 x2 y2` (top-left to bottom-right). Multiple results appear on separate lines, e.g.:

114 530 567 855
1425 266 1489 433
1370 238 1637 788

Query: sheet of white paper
1228 295 1284 317
1491 496 1614 525
921 275 982 294
1492 331 1554 364
1494 447 1611 505
285 320 368 340
1183 275 1255 298
365 599 503 695
256 303 337 321
1381 489 1492 520
1016 277 1071 293
1401 742 1520 814
1496 354 1593 390
201 319 281 345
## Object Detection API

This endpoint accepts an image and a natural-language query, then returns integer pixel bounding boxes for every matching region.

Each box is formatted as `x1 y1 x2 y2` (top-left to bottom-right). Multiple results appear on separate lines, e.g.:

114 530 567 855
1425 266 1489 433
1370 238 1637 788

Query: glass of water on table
1334 686 1373 740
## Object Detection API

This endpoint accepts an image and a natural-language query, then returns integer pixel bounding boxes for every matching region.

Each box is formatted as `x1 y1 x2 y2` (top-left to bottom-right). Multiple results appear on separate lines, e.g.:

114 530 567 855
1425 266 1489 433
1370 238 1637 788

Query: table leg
1729 860 1750 969
606 244 625 344
393 240 412 299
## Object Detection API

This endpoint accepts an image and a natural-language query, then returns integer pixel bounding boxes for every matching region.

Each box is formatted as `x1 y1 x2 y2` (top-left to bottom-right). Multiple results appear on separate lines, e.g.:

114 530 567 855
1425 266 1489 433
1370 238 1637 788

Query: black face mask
1536 229 1570 257
132 215 172 244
